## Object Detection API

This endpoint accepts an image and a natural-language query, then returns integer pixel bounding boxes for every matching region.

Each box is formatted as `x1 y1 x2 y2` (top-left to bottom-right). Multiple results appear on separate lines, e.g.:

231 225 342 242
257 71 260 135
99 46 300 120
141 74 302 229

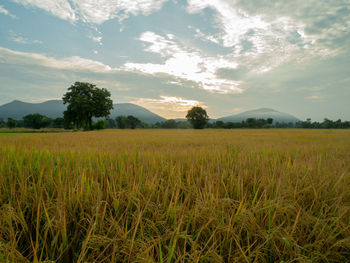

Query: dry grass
0 129 349 262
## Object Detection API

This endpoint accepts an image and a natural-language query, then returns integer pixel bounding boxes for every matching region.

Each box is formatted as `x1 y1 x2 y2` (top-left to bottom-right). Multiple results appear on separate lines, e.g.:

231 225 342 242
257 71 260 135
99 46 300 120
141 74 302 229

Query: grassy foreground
0 130 349 262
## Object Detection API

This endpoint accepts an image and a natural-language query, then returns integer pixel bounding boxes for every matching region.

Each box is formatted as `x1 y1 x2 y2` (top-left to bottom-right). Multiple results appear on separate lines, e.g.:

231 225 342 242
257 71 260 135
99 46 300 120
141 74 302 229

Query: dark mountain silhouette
0 100 166 124
218 108 300 123
110 103 165 123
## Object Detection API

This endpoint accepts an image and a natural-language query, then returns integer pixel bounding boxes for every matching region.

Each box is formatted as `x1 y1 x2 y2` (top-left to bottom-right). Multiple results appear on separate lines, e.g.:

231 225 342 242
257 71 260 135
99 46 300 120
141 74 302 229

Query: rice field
0 129 349 262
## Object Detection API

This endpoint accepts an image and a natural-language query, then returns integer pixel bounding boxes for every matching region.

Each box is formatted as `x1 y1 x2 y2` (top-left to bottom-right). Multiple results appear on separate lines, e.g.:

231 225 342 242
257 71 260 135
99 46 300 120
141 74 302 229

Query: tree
126 115 141 129
116 116 127 129
0 118 5 128
92 120 106 130
62 82 113 130
186 106 209 129
7 118 17 129
53 117 65 128
23 113 50 129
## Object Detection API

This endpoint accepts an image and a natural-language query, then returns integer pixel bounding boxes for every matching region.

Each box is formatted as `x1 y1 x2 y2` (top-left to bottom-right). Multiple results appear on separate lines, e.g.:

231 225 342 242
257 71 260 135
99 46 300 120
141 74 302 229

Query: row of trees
1 82 349 130
0 115 64 129
3 115 350 130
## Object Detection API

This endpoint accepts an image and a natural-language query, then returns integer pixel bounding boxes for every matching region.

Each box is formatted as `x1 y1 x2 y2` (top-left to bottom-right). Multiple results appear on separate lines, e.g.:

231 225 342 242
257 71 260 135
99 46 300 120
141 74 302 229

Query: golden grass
0 129 349 262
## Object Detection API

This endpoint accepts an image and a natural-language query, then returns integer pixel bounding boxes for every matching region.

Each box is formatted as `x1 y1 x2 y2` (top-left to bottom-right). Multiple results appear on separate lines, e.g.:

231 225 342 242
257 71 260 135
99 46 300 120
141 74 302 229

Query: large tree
63 82 113 130
23 113 50 129
186 106 209 129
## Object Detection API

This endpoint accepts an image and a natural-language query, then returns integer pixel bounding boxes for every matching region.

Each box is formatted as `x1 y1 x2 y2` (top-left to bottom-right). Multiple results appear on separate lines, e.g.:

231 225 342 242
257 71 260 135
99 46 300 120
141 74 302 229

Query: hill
110 103 165 123
218 108 300 123
0 100 165 124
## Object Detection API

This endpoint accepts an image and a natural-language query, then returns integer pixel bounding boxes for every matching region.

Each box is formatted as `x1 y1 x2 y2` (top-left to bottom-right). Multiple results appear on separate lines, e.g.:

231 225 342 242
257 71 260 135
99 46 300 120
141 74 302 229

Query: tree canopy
62 82 113 130
23 113 50 129
186 106 209 129
115 115 141 129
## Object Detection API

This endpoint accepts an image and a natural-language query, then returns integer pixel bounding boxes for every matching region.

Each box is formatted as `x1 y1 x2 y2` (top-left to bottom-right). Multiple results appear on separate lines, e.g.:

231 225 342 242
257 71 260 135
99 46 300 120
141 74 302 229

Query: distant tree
92 120 106 130
53 117 65 128
7 118 17 129
126 115 141 129
186 106 209 129
116 116 127 129
213 120 224 128
62 82 113 130
0 118 5 128
106 118 117 128
161 119 178 129
23 113 50 129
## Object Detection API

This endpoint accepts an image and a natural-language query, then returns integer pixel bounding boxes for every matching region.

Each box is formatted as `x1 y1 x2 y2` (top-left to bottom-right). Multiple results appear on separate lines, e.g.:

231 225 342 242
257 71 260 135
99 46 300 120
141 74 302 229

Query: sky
0 0 349 120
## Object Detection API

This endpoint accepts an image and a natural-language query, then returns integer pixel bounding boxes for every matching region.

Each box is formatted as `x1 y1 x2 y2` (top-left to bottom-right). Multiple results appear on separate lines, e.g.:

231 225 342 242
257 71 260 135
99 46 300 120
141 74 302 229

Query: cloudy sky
0 0 349 120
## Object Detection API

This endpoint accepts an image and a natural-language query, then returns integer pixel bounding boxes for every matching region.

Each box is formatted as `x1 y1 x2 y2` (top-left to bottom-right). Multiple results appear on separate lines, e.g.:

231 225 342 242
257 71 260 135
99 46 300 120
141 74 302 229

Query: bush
92 120 106 130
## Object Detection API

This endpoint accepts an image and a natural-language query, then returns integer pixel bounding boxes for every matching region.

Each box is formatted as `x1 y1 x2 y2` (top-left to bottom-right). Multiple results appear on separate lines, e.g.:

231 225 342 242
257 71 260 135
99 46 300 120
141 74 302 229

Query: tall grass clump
0 129 349 262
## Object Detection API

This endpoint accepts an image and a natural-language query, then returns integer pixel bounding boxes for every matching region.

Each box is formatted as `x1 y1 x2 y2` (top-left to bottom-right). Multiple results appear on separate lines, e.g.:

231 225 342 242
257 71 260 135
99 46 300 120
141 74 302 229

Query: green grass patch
0 132 31 137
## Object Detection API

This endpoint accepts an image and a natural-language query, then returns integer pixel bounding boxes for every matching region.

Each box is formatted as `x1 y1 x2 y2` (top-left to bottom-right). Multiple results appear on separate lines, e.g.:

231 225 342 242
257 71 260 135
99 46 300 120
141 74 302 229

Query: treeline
1 114 350 129
106 117 192 129
0 114 65 129
210 118 350 129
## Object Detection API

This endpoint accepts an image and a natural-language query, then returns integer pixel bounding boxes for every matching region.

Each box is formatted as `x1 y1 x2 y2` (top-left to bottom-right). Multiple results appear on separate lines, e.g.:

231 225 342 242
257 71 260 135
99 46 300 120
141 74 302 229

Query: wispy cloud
0 5 17 18
89 35 103 45
306 95 323 100
12 0 167 24
8 30 42 44
0 46 117 73
11 0 76 22
124 31 242 94
184 0 333 74
131 96 206 119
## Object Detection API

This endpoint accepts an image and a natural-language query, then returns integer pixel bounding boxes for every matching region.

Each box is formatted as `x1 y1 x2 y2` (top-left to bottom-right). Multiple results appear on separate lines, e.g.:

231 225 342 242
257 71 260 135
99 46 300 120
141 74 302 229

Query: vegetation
23 113 51 129
186 106 209 129
6 118 17 129
0 130 349 262
62 82 113 130
295 118 350 129
114 116 142 129
3 115 350 130
92 120 107 130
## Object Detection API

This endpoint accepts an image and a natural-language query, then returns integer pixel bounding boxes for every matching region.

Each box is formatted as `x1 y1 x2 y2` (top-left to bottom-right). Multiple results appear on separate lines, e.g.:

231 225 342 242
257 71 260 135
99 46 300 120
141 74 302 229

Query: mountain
0 100 165 124
0 100 66 120
110 103 165 123
218 108 300 123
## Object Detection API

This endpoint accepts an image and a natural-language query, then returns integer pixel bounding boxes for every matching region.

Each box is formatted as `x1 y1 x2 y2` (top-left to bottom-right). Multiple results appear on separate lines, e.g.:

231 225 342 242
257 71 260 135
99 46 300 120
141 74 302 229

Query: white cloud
0 46 118 73
90 35 103 45
232 107 243 112
11 0 76 22
11 0 167 24
131 96 206 118
8 31 42 44
0 5 16 18
188 26 219 44
185 0 318 74
306 95 323 100
187 0 270 48
124 31 243 94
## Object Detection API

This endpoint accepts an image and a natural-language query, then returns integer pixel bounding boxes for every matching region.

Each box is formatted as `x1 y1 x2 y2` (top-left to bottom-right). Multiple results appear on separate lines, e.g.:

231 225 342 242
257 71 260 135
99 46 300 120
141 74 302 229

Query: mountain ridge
218 108 300 123
0 100 300 124
0 100 166 124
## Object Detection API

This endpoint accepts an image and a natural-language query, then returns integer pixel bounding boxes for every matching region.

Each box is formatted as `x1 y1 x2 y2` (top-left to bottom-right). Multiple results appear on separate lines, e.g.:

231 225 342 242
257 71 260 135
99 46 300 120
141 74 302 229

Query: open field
0 129 349 262
0 133 28 137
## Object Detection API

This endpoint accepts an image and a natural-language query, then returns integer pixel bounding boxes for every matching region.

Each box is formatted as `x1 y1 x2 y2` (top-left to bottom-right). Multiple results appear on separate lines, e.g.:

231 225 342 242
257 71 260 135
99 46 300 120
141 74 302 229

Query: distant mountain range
218 108 300 123
0 100 300 124
0 100 165 124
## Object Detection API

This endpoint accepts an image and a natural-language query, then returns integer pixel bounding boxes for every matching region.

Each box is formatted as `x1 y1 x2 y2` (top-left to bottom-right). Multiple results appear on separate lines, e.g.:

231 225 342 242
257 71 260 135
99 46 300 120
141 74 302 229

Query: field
0 129 349 262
